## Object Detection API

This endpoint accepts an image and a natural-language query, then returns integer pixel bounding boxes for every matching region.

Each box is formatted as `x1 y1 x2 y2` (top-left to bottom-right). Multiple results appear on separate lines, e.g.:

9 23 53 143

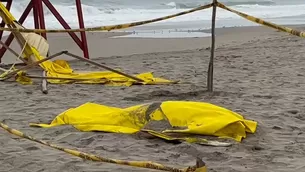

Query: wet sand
1 25 305 172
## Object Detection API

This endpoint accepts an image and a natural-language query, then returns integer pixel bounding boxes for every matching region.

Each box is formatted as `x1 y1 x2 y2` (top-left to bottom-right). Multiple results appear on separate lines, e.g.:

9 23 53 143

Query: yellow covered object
30 101 257 142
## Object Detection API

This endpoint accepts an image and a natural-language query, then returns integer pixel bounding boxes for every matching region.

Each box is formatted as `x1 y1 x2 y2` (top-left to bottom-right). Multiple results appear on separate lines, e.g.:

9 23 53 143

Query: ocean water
3 0 305 38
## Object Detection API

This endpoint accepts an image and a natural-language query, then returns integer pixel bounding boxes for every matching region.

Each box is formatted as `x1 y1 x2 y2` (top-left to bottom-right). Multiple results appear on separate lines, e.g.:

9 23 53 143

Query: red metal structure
0 0 89 62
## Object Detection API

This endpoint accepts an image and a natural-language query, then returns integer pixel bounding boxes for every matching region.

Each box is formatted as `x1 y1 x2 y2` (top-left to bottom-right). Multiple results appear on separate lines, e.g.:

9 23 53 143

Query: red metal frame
76 0 89 59
0 0 12 39
0 0 89 63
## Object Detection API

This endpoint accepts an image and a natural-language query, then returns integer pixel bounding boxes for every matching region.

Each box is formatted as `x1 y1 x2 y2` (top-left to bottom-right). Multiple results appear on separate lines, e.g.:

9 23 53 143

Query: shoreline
1 24 304 64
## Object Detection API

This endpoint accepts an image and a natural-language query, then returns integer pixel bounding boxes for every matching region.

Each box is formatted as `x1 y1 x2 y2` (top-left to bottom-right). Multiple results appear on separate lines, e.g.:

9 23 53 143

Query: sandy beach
1 24 305 172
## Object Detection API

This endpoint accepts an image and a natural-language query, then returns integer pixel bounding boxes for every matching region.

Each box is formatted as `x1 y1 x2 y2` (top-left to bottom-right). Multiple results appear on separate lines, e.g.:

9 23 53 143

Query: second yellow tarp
21 48 176 86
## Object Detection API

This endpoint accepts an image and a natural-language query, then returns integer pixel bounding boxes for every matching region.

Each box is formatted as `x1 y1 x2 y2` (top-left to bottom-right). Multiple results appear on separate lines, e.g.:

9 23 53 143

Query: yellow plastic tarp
30 101 257 142
13 47 175 86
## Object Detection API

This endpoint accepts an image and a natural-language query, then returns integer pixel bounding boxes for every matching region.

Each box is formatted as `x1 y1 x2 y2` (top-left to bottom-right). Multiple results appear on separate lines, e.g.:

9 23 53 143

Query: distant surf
3 0 305 34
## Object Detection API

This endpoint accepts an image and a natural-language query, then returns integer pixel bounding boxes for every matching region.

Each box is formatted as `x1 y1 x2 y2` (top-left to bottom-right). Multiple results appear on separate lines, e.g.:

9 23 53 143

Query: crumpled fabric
26 47 175 86
0 69 33 85
30 101 258 142
15 71 33 85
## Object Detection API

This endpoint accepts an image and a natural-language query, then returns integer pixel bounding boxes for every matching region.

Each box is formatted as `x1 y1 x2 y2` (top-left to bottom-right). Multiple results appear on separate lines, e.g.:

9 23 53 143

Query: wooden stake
41 70 48 94
207 0 217 92
64 51 145 82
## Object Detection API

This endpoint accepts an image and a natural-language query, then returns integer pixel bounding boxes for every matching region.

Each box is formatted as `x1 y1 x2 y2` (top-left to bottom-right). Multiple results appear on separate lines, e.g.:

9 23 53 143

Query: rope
0 121 206 172
216 2 305 37
0 2 304 39
0 3 213 33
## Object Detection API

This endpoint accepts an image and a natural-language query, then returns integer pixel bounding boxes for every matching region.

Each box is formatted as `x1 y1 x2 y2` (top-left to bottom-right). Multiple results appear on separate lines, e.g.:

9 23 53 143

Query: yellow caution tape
217 2 305 37
1 1 304 38
0 3 213 33
0 121 207 172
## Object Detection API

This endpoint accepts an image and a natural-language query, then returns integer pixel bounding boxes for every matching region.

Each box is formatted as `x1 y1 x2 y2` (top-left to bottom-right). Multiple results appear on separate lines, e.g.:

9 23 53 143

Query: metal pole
33 0 40 29
75 0 89 59
37 0 47 39
207 0 217 92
